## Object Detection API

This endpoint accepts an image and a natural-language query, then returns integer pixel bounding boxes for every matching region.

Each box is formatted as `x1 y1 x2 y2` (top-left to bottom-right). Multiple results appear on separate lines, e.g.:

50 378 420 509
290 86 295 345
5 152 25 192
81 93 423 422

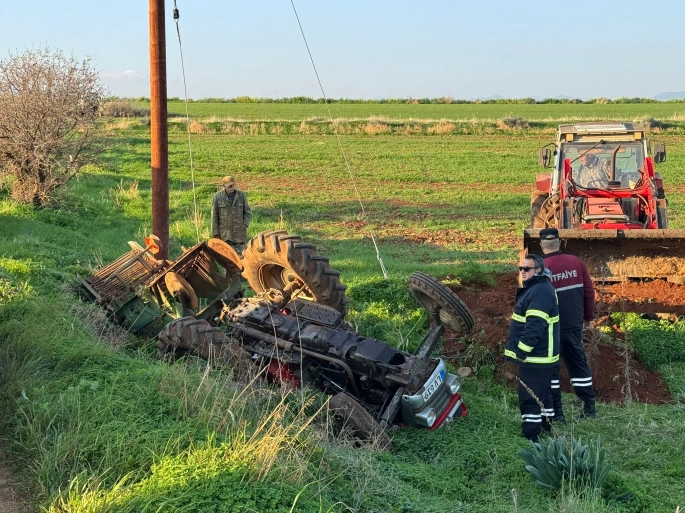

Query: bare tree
0 48 106 207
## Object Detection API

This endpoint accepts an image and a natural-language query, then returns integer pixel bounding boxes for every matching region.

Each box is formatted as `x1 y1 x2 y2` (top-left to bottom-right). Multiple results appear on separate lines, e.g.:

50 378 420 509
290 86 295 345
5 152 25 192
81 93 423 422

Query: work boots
552 402 566 424
575 398 596 420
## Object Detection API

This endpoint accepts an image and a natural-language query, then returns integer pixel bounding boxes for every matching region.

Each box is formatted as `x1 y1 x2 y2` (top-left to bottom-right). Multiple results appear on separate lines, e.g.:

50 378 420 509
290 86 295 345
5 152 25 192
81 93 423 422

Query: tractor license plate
422 369 445 402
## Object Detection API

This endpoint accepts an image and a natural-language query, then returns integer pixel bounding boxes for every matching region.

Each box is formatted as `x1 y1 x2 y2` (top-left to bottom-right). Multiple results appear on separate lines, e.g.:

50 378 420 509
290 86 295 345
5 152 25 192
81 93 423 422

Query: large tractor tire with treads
157 317 253 377
328 394 392 451
242 230 350 315
531 191 554 228
407 272 474 335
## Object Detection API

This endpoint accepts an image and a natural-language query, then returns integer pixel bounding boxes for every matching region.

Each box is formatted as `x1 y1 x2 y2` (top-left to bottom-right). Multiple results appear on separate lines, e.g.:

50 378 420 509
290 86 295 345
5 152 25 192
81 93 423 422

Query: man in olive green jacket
211 175 252 255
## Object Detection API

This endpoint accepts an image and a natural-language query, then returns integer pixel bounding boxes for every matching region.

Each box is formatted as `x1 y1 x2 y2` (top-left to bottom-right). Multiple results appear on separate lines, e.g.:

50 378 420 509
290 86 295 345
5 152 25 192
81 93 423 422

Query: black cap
540 228 559 240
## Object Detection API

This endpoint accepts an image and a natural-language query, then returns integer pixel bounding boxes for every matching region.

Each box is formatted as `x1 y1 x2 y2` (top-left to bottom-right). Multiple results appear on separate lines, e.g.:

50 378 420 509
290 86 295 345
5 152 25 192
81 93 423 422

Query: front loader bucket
523 229 685 283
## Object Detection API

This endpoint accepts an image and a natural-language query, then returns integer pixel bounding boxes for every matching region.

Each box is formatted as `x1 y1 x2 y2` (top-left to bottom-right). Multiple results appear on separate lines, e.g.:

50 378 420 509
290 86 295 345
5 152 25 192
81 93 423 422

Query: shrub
0 48 106 207
519 436 612 495
633 115 663 130
99 100 150 118
496 116 529 129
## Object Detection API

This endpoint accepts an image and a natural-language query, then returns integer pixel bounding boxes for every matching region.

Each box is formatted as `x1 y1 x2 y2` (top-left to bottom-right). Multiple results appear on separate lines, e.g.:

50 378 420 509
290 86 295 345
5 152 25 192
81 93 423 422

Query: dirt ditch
445 272 673 405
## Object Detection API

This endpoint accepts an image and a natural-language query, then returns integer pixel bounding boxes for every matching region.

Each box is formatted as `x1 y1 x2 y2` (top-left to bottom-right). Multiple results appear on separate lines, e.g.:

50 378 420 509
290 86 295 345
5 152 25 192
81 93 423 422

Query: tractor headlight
449 381 460 394
426 408 437 427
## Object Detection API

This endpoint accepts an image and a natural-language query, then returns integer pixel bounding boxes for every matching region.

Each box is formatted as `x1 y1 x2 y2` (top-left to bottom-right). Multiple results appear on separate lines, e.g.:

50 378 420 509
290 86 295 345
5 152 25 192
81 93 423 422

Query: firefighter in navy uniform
504 254 560 441
539 227 597 421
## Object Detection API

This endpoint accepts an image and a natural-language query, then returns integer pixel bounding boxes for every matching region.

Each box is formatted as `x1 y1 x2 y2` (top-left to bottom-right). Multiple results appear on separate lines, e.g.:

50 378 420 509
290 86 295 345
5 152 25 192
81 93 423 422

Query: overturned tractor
79 230 475 447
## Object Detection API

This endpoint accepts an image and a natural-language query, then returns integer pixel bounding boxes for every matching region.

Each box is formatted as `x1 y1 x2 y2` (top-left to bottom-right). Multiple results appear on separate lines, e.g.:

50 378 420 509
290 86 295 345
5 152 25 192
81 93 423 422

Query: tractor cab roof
557 122 645 143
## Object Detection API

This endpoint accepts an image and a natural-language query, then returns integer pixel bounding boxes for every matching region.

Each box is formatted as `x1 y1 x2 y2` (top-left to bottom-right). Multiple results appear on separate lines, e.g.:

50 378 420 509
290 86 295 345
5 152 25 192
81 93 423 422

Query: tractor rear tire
531 192 552 228
407 272 474 335
241 230 350 315
657 201 669 229
157 317 253 377
329 394 392 451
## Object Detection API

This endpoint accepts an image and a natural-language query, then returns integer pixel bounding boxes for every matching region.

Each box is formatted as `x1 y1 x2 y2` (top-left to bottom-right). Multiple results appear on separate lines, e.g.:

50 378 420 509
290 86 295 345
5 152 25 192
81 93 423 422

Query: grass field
1 103 684 512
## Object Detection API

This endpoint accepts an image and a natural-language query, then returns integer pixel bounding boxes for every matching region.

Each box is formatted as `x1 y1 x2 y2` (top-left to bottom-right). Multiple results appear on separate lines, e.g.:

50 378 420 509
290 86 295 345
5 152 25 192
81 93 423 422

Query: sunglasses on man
518 266 536 272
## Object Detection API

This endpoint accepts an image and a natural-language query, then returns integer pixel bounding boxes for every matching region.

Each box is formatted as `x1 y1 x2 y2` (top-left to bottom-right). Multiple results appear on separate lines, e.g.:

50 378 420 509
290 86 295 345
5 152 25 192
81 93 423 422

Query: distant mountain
472 95 504 101
655 91 685 101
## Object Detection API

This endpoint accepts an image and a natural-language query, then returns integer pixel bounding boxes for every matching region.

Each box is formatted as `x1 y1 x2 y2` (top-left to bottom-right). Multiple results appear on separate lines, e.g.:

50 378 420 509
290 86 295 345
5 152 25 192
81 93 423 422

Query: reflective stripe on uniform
556 283 584 292
521 413 542 423
518 341 534 353
526 309 552 321
520 309 559 363
508 299 560 364
571 377 594 387
525 355 559 363
512 313 526 323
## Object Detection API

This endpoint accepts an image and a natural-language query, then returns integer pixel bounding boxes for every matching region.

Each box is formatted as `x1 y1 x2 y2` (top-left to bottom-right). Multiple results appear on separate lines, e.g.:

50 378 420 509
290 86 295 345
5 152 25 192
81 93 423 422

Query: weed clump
496 116 529 129
428 121 456 134
633 115 663 130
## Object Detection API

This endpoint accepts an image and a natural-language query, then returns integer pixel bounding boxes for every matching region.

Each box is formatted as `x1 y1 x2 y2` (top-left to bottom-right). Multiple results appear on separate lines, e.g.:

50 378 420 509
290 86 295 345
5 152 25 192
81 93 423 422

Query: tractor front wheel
328 394 392 451
407 272 474 335
157 317 253 378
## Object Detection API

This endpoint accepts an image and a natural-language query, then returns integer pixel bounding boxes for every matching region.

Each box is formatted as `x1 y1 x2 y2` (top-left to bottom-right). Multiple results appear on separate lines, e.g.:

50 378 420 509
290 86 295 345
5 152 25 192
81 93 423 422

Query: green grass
1 103 684 512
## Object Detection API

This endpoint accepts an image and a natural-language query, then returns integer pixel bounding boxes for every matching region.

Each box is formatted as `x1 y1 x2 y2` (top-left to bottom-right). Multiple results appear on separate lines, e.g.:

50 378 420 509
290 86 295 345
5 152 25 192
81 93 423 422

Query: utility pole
149 0 169 259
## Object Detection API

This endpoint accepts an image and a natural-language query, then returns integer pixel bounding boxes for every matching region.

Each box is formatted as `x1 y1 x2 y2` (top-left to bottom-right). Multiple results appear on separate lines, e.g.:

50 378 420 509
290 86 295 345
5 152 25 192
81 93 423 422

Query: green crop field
1 103 684 512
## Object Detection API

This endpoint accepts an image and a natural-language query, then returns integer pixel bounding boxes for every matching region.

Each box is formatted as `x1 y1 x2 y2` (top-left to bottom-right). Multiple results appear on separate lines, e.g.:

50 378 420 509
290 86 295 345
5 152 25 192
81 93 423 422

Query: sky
1 0 683 100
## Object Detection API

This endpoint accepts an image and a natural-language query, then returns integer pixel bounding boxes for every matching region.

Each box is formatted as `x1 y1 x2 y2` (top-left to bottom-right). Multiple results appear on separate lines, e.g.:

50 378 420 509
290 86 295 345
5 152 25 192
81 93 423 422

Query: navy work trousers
551 328 595 406
518 366 554 441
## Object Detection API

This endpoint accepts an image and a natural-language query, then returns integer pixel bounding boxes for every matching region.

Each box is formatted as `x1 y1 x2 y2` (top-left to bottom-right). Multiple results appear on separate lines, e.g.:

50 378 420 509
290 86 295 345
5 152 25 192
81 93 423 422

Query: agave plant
519 436 612 494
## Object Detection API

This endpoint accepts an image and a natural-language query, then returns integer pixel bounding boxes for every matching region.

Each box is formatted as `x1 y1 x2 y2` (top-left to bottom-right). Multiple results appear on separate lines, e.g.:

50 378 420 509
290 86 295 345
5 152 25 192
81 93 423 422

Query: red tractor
524 122 685 284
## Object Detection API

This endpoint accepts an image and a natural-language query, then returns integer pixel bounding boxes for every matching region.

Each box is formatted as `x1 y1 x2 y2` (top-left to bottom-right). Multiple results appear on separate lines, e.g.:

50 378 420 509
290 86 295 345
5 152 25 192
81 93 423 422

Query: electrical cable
172 1 201 243
289 0 389 280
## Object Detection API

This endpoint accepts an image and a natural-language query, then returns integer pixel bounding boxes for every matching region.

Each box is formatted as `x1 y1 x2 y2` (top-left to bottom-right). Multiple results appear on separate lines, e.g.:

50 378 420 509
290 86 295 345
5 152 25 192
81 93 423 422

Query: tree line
116 95 683 105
